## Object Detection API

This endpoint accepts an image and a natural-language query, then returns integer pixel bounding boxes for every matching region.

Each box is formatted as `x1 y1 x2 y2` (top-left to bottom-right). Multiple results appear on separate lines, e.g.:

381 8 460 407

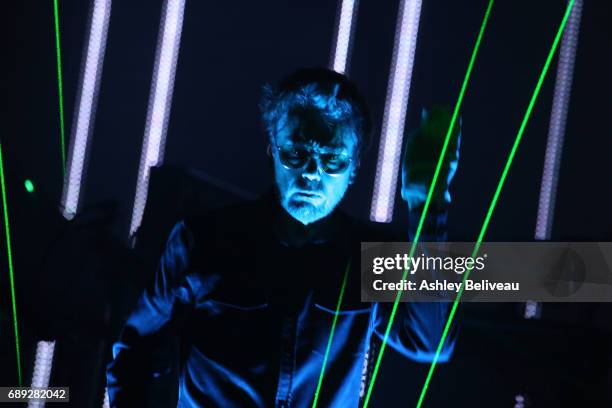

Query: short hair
260 68 371 162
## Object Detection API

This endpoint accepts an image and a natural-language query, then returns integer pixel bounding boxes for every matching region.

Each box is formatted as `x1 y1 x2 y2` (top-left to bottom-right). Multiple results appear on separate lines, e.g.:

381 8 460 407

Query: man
107 68 460 407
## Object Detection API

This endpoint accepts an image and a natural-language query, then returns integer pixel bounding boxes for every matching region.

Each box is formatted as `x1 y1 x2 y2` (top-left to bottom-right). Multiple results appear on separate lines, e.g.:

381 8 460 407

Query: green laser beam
361 1 495 406
53 0 66 175
0 142 22 386
415 2 575 407
311 259 351 408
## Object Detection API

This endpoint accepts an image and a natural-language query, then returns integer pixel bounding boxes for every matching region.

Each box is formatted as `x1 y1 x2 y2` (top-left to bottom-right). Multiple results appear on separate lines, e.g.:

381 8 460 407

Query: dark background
2 0 612 406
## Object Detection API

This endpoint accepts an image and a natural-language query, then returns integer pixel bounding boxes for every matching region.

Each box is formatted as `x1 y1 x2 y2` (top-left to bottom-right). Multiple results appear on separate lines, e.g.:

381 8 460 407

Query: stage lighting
370 0 423 223
523 300 541 319
529 0 582 323
535 0 583 240
129 0 186 239
24 179 35 193
27 341 56 408
330 0 358 74
61 0 112 219
102 388 110 408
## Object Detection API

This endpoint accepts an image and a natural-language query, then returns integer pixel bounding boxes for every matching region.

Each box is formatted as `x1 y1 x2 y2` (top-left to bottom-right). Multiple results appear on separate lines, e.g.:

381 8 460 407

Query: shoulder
181 196 270 243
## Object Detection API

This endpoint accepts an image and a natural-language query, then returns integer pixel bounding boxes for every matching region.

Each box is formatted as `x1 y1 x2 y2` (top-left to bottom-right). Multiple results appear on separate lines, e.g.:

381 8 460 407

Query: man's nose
302 156 322 181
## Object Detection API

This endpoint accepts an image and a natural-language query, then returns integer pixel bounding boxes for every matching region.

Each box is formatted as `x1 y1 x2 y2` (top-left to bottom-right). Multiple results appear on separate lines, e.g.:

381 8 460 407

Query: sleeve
106 220 196 406
372 204 457 363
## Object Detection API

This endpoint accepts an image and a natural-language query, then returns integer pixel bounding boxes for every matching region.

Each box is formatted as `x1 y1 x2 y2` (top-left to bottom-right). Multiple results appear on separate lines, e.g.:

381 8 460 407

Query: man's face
271 109 358 225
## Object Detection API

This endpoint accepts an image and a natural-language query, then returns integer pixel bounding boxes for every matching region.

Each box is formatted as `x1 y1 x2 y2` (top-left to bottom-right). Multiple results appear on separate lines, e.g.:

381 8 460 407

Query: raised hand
401 106 461 210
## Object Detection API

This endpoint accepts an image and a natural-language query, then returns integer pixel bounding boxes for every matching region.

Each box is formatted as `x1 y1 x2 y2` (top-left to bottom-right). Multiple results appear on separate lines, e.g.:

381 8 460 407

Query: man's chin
286 200 328 225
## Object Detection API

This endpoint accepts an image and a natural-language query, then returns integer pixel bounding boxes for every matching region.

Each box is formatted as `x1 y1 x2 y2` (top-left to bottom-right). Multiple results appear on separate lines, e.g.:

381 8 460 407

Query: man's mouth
293 191 325 200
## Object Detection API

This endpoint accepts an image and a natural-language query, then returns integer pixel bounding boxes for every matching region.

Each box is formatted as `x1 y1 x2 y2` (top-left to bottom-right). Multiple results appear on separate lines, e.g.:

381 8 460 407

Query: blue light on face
272 113 357 225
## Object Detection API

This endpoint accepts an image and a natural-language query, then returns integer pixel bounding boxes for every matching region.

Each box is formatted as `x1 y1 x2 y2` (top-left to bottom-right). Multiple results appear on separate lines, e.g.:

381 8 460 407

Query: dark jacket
107 193 456 407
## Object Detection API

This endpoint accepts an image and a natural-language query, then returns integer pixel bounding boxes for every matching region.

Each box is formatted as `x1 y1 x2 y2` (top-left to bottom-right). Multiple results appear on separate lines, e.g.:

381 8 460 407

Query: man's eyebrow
320 144 348 152
282 142 349 154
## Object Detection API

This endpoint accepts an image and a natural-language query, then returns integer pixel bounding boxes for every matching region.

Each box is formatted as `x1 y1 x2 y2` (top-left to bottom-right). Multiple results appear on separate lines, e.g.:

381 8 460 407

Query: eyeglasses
273 143 353 175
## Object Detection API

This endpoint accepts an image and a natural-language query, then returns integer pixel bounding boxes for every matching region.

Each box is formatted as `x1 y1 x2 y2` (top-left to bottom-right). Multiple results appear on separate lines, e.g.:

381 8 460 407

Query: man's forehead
276 110 355 148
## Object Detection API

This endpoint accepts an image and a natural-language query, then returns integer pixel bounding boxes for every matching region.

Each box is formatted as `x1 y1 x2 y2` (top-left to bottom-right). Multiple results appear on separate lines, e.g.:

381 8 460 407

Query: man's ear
348 157 360 184
266 143 272 157
349 168 357 185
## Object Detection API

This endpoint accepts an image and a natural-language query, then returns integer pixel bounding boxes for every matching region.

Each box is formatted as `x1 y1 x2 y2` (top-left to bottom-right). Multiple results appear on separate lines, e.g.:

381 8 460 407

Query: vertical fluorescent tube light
27 341 56 408
330 0 358 74
129 0 186 238
528 0 582 320
370 0 423 223
61 0 112 219
535 0 582 240
102 388 110 408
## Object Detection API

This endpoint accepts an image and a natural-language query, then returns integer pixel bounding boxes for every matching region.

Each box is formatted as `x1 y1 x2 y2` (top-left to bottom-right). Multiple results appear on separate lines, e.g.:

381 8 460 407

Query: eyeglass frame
270 142 354 176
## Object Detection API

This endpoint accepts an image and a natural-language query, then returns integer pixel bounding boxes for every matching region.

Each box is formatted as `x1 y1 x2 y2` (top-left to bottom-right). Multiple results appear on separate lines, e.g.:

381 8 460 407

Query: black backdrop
3 1 612 406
